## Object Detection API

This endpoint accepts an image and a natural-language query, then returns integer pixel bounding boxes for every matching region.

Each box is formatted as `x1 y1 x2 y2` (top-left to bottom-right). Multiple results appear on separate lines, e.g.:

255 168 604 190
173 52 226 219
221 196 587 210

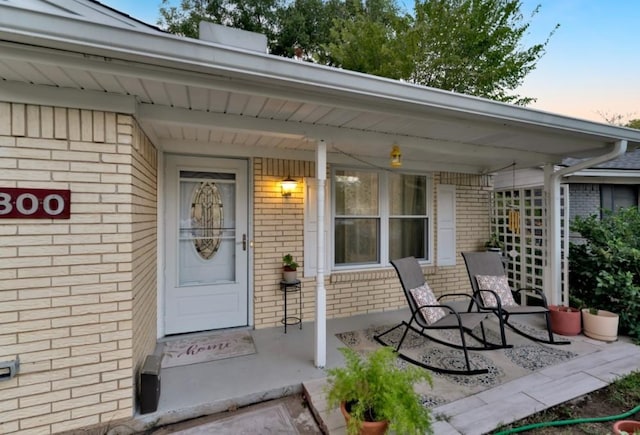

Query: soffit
1 4 640 174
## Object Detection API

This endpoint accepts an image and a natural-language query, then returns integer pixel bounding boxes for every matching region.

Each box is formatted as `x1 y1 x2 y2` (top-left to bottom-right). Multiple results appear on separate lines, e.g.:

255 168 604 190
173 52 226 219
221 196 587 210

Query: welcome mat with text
335 320 600 407
161 330 256 369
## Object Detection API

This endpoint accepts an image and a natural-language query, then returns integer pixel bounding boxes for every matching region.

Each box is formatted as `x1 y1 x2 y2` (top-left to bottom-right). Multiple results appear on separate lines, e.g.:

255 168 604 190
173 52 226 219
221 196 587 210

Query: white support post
545 140 627 307
544 164 561 306
314 140 327 368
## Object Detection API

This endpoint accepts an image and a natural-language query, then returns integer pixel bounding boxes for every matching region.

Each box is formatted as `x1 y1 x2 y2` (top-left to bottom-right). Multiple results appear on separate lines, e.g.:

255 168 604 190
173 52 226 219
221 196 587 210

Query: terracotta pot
581 309 619 342
548 305 582 336
612 419 640 434
340 402 389 435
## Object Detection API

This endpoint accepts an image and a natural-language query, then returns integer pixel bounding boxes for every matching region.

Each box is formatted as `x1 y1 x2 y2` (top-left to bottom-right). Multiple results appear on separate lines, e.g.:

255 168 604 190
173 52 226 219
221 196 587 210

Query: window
333 169 430 268
601 184 638 214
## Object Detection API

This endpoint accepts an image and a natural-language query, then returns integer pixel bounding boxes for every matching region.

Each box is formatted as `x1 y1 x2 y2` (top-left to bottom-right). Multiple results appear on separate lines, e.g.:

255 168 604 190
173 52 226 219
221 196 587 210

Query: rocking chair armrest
438 292 485 312
514 287 549 306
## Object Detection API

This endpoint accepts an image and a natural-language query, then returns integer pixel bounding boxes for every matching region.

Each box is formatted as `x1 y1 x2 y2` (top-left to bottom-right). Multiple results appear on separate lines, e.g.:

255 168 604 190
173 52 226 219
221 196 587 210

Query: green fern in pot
325 346 433 434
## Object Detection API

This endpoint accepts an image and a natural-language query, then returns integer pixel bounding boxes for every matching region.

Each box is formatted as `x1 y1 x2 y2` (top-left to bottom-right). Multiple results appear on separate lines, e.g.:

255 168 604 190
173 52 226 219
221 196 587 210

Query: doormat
161 330 256 369
335 319 600 407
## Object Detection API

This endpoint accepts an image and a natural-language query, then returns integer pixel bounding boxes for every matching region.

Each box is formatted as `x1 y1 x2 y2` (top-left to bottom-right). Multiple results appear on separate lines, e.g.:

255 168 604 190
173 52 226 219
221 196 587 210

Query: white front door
164 155 249 335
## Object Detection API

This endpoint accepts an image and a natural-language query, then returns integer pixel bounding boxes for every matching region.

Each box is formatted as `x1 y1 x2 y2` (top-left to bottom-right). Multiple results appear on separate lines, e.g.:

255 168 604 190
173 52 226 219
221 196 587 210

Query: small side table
280 279 302 333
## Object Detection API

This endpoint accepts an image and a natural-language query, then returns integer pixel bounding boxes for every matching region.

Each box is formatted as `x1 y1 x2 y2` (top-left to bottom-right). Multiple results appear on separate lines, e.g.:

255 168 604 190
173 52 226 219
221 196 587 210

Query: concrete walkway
304 330 640 434
134 309 640 435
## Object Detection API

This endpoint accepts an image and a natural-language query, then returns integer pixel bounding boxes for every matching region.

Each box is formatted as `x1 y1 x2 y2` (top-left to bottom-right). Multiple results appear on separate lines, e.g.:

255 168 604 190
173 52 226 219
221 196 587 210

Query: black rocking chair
374 257 510 375
462 251 569 346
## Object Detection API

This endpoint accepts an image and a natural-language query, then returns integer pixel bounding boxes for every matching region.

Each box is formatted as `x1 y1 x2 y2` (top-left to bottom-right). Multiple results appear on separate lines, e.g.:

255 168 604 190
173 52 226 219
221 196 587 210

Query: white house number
0 188 71 219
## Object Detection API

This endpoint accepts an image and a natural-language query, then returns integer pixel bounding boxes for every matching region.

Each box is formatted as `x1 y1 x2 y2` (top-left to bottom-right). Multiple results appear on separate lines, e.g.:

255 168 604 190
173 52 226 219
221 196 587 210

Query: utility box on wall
139 355 162 414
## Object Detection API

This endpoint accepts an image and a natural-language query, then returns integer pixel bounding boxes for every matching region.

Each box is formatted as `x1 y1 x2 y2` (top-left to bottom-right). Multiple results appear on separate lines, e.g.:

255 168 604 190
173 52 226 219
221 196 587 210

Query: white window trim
331 167 433 271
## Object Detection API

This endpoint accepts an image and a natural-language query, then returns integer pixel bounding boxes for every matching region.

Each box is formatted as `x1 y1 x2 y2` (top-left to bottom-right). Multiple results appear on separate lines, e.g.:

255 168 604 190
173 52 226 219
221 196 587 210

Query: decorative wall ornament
191 181 223 260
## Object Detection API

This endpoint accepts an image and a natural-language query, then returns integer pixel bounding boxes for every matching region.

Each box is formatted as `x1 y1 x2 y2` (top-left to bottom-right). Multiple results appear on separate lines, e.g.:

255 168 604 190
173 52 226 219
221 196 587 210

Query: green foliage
627 119 640 129
282 253 298 270
325 347 433 435
158 0 280 41
323 0 415 80
609 370 640 408
157 0 556 105
569 207 640 341
485 232 504 249
410 0 557 105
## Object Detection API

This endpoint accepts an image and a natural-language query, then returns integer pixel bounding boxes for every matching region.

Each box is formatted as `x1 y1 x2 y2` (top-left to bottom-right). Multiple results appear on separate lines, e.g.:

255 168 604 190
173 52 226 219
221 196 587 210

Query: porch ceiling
2 3 640 174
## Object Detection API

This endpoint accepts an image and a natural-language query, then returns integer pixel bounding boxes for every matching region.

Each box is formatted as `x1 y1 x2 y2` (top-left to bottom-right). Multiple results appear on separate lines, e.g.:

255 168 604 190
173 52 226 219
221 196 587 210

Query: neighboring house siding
0 103 148 434
252 158 491 328
569 184 600 220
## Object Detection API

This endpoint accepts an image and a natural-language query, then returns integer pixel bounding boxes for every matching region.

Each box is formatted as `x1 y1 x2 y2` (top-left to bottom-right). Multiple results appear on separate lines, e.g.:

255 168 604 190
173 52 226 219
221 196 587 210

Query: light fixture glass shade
390 144 402 168
281 176 297 196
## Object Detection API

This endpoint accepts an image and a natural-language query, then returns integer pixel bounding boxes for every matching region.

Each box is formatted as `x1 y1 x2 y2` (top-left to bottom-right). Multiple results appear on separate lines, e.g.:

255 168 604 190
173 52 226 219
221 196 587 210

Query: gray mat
335 319 597 407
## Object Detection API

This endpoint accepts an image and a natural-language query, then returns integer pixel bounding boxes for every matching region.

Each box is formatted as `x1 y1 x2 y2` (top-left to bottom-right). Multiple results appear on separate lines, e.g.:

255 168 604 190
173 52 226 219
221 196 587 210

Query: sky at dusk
102 0 639 124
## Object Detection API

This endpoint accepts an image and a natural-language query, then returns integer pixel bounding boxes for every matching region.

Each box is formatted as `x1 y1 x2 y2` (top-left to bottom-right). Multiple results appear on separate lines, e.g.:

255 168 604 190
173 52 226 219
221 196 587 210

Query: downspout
315 140 327 368
546 140 627 305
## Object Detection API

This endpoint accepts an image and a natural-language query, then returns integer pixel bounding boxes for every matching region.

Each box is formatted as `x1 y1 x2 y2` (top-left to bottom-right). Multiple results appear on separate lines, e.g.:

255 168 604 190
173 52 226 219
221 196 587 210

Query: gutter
2 7 640 146
547 140 628 306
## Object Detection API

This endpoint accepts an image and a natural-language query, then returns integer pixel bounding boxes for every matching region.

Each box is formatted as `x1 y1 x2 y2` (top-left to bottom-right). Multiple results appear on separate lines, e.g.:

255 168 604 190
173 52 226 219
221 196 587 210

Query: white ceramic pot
581 308 619 342
283 270 297 283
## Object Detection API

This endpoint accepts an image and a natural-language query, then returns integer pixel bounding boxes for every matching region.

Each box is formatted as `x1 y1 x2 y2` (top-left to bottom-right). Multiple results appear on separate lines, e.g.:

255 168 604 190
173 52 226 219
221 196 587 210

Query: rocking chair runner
461 251 569 346
374 257 510 375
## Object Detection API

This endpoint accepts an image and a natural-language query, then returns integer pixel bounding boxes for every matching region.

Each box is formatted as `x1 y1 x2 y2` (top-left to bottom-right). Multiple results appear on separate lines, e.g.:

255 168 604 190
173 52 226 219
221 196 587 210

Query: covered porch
134 309 640 435
3 3 640 433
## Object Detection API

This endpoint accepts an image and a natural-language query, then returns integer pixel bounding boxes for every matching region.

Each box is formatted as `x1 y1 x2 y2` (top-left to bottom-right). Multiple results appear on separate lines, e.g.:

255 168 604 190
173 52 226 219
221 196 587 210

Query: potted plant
282 254 299 283
581 307 619 342
485 232 504 253
325 346 433 435
548 305 582 336
613 420 640 434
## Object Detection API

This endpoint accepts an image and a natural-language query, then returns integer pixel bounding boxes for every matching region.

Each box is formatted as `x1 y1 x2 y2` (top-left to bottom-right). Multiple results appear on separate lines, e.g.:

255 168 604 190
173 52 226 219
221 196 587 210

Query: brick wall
129 122 158 398
569 184 600 220
0 103 157 434
252 158 491 328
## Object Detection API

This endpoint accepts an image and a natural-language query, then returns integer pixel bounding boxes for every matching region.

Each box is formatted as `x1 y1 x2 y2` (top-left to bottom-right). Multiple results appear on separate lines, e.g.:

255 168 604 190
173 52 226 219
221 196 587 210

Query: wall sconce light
390 144 402 168
281 176 297 197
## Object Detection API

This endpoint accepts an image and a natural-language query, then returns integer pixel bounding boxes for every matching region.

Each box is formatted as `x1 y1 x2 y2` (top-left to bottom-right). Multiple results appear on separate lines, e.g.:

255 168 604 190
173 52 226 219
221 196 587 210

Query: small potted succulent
325 346 433 435
485 232 504 253
282 254 299 283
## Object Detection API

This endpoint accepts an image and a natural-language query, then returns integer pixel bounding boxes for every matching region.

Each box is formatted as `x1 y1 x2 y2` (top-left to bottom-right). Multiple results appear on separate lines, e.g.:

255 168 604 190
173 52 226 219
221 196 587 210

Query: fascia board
2 6 640 149
0 79 137 114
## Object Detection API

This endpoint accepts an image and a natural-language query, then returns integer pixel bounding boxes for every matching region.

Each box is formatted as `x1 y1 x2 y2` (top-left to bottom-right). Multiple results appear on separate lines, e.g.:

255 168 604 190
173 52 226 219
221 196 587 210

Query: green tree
158 0 556 105
409 0 556 105
271 0 347 59
158 0 281 41
627 119 640 129
324 0 414 79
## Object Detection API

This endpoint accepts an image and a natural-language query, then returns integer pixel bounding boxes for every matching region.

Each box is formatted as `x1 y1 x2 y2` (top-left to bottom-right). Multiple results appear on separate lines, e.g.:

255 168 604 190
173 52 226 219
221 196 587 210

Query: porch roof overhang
2 4 640 174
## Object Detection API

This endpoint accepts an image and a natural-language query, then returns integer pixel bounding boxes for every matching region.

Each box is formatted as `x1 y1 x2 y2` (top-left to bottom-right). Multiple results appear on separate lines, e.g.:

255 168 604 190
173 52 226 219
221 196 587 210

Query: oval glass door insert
190 181 223 260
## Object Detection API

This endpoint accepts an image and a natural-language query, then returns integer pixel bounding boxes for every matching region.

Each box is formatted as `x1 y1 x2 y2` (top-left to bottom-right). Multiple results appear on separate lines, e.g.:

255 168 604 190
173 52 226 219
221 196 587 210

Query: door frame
156 152 254 338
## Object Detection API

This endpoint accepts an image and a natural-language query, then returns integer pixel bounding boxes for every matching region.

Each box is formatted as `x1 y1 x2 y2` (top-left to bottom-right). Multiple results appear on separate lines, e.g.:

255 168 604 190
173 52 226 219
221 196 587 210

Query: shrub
569 206 640 341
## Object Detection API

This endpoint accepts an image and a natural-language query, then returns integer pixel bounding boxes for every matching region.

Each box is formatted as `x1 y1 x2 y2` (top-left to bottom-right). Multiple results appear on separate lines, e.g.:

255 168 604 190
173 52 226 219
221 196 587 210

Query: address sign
0 187 71 219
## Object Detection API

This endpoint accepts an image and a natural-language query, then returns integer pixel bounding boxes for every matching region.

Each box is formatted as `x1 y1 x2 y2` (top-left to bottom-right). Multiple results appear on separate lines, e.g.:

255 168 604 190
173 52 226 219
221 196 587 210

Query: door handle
242 234 247 251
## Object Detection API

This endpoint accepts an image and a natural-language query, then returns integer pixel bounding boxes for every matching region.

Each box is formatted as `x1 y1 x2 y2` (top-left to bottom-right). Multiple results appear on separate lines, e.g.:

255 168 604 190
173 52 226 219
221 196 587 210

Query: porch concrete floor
135 309 640 435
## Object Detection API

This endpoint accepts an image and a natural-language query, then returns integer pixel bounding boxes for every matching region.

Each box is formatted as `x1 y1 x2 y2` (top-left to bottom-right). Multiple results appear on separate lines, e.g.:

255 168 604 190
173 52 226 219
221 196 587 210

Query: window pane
389 174 426 215
389 218 428 260
335 218 379 265
335 170 378 216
